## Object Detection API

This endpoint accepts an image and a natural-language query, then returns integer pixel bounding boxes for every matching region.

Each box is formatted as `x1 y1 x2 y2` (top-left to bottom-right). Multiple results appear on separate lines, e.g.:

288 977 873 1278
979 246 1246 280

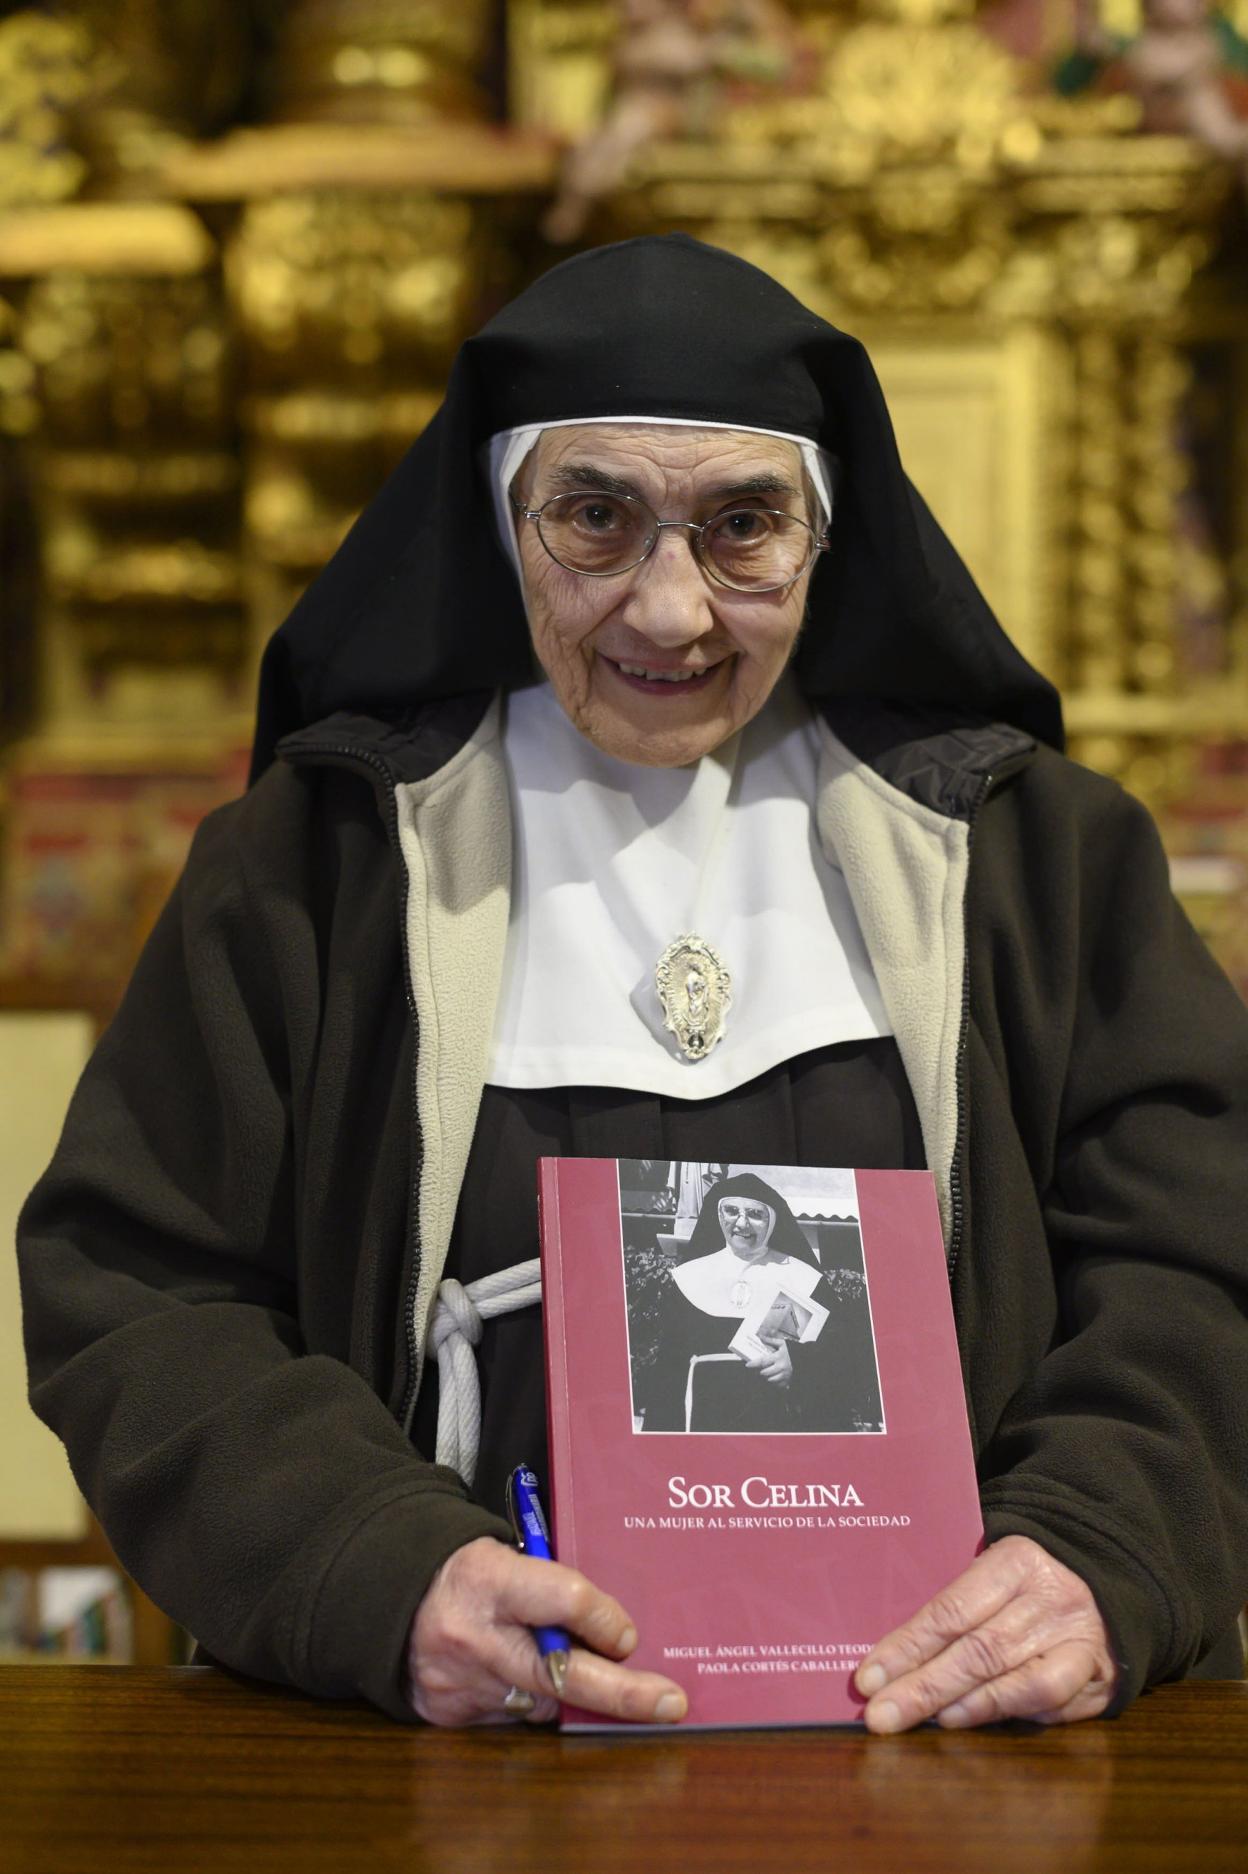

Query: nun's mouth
602 655 727 697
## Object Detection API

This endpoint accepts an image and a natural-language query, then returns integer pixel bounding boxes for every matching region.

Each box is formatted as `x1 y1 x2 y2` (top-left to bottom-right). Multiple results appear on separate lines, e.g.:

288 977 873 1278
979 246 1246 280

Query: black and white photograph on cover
619 1160 884 1435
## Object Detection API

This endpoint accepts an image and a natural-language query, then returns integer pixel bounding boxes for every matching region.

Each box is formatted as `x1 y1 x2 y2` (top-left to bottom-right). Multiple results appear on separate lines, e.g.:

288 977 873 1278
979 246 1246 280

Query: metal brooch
655 934 732 1062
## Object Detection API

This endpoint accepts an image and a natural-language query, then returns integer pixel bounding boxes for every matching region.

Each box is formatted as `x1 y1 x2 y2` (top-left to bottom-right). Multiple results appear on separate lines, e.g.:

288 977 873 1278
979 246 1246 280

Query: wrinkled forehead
530 422 802 484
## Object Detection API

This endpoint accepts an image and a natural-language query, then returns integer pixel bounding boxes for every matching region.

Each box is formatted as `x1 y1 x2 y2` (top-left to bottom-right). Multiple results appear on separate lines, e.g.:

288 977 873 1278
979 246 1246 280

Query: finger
561 1646 688 1725
996 1654 1117 1730
501 1676 561 1727
1027 1680 1115 1727
410 1669 517 1729
855 1546 1028 1698
932 1641 1106 1730
427 1673 561 1729
494 1556 638 1658
862 1575 1083 1730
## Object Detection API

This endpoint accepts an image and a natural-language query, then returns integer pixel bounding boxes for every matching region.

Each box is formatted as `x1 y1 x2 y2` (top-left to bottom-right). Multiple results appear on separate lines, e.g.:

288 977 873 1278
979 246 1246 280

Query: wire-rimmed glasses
510 489 828 594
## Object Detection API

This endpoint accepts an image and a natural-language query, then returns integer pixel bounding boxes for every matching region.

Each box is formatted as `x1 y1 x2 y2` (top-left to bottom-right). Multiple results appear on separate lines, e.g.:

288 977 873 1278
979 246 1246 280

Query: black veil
680 1171 822 1273
249 234 1062 781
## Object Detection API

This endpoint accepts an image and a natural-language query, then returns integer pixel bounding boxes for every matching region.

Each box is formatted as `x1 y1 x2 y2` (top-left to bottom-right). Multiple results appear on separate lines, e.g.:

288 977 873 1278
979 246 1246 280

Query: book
538 1157 984 1730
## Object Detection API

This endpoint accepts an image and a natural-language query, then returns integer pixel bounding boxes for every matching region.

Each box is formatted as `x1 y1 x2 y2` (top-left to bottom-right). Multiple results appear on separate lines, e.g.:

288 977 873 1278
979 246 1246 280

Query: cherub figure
1060 0 1248 170
543 0 810 244
1127 0 1248 158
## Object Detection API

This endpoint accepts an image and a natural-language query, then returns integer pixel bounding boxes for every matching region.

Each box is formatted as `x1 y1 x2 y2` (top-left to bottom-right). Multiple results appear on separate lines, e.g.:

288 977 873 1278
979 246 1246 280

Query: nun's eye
718 509 771 540
536 492 653 575
567 496 630 534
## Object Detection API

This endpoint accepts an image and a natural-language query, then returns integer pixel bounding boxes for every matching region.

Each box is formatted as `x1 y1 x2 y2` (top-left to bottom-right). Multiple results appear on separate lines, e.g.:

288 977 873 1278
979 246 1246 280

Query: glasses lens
702 510 815 590
538 492 654 574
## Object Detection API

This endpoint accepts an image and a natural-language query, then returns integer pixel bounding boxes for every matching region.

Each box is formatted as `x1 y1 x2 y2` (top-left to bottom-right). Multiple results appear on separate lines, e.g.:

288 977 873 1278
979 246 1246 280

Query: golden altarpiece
1 0 1247 1009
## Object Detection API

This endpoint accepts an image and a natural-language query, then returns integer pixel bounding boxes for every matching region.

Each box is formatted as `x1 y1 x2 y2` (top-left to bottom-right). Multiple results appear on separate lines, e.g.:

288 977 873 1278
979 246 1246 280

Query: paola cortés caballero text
667 1476 864 1510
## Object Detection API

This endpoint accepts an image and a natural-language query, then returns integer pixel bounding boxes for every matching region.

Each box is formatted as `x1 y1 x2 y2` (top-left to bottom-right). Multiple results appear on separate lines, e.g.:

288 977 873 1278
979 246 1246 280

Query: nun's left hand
741 1335 792 1387
854 1535 1117 1732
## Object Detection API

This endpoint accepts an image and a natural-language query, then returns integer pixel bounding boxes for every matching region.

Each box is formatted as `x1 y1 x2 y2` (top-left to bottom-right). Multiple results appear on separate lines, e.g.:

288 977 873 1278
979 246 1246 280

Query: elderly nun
18 235 1248 1734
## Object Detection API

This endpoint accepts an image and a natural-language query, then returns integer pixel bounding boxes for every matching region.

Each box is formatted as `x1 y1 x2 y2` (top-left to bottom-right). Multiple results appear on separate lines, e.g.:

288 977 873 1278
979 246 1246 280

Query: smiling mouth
603 655 728 695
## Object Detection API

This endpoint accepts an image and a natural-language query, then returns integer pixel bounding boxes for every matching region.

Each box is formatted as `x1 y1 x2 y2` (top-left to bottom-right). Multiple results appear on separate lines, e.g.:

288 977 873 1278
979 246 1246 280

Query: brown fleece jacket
17 698 1248 1720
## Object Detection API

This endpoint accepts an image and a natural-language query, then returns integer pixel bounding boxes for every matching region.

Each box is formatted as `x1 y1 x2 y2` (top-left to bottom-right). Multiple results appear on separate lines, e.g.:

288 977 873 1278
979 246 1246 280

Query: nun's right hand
741 1335 793 1387
403 1536 689 1728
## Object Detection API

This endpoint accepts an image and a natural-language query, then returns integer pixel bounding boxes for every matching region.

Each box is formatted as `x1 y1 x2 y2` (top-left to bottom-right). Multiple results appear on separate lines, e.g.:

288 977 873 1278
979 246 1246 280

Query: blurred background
1 0 1246 1662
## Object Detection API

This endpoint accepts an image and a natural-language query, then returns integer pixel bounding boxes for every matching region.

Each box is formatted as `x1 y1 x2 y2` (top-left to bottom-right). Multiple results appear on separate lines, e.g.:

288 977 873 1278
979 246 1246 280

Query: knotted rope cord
430 1258 542 1486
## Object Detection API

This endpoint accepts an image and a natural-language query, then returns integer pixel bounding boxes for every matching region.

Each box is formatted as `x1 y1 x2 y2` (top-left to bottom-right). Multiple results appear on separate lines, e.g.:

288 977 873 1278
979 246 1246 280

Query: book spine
538 1157 578 1569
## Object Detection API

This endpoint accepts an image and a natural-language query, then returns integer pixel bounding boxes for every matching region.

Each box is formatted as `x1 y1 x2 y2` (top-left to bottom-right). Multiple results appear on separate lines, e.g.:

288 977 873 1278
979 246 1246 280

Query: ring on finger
503 1684 537 1717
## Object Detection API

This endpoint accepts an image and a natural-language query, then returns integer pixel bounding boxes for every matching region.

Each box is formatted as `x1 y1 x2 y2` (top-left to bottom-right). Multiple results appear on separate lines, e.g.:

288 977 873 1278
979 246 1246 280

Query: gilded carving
228 190 483 638
15 269 241 690
229 193 477 378
0 296 37 439
0 11 94 213
0 0 1246 993
271 0 496 125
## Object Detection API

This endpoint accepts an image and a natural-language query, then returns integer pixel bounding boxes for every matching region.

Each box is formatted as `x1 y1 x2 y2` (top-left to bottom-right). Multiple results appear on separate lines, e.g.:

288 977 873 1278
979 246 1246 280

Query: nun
636 1171 883 1435
17 236 1248 1737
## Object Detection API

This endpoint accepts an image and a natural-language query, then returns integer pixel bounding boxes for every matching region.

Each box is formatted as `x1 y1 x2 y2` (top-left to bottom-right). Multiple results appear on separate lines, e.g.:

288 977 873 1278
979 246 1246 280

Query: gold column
229 188 482 662
0 204 248 989
18 249 239 731
0 1 554 993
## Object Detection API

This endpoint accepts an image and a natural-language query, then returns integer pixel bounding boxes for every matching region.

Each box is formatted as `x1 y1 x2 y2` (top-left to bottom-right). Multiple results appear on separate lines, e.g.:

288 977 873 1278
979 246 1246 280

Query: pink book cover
539 1157 984 1731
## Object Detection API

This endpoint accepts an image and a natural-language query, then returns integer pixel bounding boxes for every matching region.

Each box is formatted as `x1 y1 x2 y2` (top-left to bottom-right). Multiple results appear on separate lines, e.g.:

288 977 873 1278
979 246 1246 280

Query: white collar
672 1246 821 1318
484 676 891 1099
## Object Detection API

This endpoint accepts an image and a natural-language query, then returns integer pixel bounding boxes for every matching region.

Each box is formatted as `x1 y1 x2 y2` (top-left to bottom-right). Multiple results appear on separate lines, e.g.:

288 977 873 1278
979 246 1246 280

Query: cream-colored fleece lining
814 719 969 1248
394 696 512 1424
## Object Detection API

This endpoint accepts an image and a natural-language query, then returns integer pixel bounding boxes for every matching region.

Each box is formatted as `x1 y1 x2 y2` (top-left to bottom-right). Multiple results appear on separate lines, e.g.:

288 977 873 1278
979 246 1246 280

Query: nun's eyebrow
548 463 642 497
708 472 799 502
546 462 799 502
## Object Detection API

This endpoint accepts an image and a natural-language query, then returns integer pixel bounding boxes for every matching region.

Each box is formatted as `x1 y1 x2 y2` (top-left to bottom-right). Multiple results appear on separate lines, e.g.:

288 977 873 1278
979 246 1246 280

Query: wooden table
2 1667 1245 1874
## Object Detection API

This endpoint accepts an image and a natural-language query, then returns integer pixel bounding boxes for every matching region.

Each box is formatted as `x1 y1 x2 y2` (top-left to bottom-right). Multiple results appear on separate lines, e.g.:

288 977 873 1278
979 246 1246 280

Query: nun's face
718 1196 776 1262
514 425 816 767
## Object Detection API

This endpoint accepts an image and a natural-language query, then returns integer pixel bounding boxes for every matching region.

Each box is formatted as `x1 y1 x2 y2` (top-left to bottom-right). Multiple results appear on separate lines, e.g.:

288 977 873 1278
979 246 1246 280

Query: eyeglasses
510 489 829 594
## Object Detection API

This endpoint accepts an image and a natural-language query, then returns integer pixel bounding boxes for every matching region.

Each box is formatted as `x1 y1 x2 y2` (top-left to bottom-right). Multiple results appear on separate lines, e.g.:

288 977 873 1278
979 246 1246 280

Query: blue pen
506 1464 571 1697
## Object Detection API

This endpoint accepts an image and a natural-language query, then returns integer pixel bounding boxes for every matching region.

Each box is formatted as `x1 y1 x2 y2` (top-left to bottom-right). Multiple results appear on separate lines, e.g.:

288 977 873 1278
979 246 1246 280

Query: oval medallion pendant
655 934 732 1062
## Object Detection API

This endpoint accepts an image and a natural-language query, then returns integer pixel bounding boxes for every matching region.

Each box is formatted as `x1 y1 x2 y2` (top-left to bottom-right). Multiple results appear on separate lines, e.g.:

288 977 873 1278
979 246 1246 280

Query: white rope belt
430 1258 542 1486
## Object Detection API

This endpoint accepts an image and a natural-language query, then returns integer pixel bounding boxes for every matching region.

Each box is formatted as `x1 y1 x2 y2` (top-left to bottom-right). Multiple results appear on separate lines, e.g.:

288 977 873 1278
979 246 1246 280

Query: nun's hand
403 1536 688 1729
741 1335 793 1387
854 1535 1117 1732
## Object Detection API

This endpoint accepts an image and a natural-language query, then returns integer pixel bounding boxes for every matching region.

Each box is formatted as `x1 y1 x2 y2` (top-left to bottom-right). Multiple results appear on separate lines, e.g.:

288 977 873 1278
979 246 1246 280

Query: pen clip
505 1467 526 1552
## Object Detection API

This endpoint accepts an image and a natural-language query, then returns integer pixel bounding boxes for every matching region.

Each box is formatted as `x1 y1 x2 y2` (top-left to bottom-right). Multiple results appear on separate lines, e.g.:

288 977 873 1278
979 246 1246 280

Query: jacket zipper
946 768 994 1282
279 740 426 1434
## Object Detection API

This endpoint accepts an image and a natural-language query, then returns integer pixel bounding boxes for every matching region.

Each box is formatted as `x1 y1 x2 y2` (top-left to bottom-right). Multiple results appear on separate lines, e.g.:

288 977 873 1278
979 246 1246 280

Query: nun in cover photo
634 1170 883 1434
18 235 1248 1735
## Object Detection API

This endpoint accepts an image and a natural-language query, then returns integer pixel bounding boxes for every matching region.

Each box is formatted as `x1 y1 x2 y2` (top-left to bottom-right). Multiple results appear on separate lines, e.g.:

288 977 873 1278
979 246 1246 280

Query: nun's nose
617 525 717 646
